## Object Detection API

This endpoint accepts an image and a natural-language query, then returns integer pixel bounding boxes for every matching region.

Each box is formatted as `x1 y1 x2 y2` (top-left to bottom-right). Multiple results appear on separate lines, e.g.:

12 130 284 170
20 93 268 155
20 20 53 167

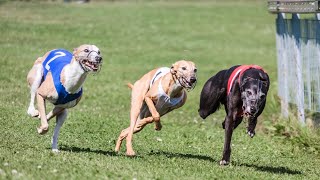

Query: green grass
0 0 320 179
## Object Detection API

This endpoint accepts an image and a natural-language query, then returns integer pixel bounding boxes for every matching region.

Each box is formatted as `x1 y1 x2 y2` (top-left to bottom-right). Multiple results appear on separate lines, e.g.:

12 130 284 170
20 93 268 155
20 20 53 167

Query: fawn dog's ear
170 62 178 75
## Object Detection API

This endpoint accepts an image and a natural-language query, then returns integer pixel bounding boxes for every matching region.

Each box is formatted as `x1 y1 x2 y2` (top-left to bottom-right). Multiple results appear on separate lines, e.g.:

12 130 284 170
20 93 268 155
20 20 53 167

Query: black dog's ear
259 72 269 87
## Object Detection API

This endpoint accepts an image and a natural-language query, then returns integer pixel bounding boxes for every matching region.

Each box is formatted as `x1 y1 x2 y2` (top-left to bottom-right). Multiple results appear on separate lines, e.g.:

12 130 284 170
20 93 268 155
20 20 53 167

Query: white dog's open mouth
82 59 101 72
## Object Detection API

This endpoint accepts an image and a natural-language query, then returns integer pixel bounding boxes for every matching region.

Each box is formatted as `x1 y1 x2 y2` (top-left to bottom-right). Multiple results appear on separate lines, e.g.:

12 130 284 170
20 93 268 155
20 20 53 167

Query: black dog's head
240 69 269 118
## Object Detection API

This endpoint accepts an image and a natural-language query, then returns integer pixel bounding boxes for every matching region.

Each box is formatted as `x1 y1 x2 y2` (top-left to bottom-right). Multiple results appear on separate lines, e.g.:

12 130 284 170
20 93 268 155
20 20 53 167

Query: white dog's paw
27 107 39 117
52 149 60 153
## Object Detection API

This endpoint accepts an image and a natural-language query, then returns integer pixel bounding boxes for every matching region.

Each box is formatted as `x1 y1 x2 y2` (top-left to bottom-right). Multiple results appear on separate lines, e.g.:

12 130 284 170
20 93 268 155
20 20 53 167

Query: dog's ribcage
138 67 184 119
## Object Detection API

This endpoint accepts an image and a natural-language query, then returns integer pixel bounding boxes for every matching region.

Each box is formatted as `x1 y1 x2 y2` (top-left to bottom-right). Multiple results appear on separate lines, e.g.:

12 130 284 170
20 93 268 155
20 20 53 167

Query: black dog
198 65 270 165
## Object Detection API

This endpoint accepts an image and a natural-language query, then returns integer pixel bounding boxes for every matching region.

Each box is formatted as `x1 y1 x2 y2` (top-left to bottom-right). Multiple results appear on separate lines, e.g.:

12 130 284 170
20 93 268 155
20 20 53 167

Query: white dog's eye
182 67 187 70
84 49 89 53
97 51 101 55
194 69 197 73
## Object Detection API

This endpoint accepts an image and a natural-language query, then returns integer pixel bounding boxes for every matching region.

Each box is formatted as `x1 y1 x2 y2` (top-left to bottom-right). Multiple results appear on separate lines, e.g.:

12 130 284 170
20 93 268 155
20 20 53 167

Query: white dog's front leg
52 109 67 152
27 64 43 117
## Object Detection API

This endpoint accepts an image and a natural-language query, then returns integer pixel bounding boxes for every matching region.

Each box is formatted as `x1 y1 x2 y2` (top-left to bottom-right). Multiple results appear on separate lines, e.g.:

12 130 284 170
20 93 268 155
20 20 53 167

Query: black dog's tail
198 70 226 119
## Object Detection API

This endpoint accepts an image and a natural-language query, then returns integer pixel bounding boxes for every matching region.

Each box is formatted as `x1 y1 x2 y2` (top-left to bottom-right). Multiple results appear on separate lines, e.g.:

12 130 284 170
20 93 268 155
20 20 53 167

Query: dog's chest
41 49 83 106
155 94 183 115
139 94 183 119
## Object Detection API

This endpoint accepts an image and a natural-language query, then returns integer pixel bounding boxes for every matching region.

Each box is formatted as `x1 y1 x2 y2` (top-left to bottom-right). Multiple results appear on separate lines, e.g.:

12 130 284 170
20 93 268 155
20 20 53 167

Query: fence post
276 13 289 118
268 0 320 125
292 13 305 124
316 13 320 112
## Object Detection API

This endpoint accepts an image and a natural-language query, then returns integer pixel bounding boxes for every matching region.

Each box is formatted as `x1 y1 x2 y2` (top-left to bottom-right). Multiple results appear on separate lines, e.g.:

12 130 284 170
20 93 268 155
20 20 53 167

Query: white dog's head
170 60 197 91
73 44 103 73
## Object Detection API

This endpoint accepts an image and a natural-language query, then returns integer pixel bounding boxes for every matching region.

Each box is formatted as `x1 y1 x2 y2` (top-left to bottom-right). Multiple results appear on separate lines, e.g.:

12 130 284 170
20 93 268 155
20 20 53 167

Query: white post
292 13 305 124
276 13 289 118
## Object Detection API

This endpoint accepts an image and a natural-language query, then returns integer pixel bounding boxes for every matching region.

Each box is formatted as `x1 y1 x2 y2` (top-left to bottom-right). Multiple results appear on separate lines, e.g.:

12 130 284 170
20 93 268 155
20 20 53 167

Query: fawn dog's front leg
144 96 161 131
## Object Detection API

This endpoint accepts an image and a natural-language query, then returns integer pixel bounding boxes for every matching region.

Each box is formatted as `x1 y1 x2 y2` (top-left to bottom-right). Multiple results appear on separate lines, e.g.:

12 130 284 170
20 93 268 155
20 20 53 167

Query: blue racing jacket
42 49 83 105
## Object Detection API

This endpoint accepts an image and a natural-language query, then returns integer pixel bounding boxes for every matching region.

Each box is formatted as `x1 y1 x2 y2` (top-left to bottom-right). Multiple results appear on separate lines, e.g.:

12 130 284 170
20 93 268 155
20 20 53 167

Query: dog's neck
61 58 88 93
164 73 184 98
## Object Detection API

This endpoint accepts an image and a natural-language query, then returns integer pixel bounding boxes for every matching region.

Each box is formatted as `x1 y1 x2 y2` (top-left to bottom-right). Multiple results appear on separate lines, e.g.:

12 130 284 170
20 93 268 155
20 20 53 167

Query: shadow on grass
149 151 302 175
236 162 303 175
58 145 117 156
148 150 215 162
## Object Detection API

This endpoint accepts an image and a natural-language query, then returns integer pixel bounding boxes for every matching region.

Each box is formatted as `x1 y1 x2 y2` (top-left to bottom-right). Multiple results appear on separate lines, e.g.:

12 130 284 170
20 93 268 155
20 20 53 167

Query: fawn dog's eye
182 67 187 70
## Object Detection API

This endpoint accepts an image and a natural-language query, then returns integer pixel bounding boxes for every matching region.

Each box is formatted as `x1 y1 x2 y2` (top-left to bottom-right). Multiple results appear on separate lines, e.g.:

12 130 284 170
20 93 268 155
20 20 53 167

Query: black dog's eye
246 91 252 96
182 67 187 70
260 95 266 99
84 49 89 53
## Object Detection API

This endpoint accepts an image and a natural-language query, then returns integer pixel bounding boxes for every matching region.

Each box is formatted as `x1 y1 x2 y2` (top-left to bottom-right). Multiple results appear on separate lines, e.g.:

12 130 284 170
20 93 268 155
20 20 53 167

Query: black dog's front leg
246 101 265 138
247 117 257 138
220 113 234 166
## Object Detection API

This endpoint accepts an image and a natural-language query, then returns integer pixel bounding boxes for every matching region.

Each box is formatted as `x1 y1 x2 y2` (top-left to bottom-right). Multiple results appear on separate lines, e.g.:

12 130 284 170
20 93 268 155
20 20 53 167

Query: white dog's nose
95 56 102 63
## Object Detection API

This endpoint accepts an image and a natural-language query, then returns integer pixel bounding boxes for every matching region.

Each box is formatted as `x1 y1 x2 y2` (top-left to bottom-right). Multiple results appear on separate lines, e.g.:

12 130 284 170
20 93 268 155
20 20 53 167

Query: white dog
27 44 103 152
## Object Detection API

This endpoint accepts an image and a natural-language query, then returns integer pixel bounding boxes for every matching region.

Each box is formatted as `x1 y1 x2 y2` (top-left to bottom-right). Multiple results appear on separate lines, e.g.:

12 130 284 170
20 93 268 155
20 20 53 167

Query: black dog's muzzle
240 78 267 118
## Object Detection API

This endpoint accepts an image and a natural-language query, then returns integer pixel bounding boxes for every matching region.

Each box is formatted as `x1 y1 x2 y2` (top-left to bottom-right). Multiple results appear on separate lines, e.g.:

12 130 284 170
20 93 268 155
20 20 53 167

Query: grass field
1 0 320 179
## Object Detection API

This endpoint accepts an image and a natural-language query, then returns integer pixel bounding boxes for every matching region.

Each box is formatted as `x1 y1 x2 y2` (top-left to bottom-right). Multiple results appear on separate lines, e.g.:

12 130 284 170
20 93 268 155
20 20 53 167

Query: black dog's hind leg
234 117 243 129
222 106 228 129
220 112 235 166
222 116 242 129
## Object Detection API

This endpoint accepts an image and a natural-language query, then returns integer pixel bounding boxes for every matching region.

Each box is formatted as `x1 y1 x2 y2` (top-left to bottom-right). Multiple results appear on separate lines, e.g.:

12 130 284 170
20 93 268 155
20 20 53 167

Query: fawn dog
115 60 197 156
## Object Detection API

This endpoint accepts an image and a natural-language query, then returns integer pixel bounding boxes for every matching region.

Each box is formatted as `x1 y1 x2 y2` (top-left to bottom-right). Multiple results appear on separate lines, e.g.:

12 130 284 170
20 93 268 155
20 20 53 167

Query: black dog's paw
219 160 229 166
246 129 255 138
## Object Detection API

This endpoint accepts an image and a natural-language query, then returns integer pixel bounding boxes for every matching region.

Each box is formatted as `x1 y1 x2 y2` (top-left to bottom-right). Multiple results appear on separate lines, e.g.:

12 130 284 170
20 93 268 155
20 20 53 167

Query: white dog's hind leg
47 107 65 121
52 109 67 153
27 64 43 117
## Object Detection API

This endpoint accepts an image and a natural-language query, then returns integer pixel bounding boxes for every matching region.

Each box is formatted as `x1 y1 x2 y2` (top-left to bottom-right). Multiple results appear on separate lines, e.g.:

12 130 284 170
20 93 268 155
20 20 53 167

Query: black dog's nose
95 56 102 63
250 107 257 114
190 77 197 83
